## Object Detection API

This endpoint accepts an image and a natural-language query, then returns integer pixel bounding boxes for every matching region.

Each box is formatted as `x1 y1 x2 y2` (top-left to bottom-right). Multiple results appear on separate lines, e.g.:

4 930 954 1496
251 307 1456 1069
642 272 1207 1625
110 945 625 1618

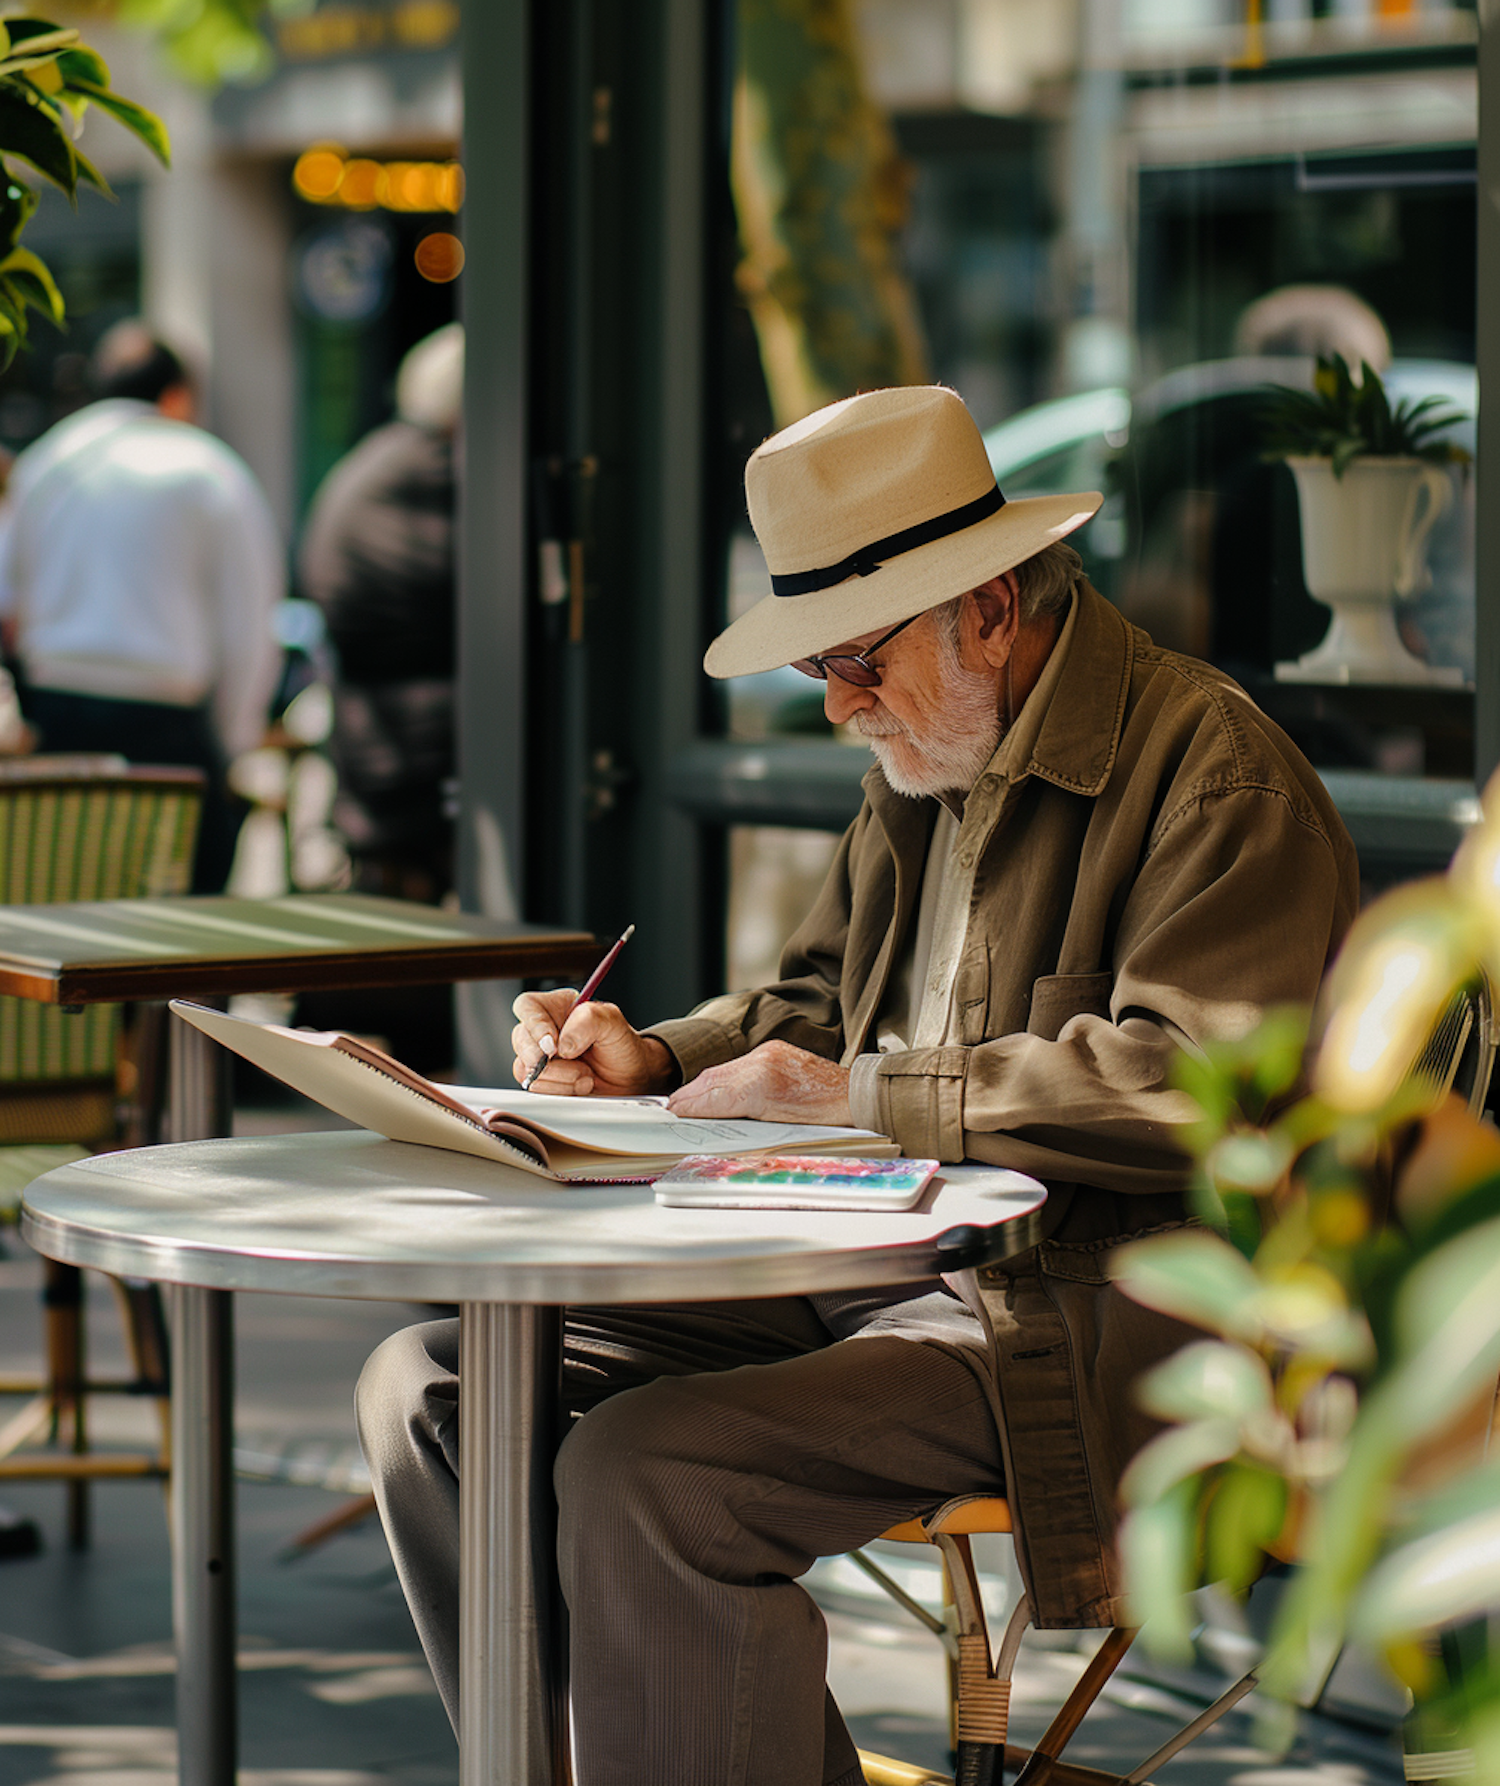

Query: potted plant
1263 354 1469 686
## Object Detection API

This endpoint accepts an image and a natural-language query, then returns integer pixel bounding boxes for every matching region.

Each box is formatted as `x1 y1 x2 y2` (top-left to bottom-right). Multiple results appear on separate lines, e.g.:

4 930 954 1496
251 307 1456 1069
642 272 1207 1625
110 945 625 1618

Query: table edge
19 1200 1045 1305
0 935 600 1004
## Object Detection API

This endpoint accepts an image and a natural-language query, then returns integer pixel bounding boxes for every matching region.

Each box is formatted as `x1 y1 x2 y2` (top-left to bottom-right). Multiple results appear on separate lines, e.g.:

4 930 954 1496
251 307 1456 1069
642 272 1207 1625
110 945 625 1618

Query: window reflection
722 0 1478 776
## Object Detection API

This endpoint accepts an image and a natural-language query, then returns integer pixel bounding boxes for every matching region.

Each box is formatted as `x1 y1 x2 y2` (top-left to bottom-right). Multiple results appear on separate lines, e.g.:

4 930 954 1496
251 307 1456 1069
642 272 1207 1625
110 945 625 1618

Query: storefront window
713 0 1481 970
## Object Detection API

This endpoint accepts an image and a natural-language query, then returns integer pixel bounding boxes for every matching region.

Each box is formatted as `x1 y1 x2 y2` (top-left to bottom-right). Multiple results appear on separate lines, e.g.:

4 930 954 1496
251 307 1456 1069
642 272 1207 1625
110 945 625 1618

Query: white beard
856 632 1002 800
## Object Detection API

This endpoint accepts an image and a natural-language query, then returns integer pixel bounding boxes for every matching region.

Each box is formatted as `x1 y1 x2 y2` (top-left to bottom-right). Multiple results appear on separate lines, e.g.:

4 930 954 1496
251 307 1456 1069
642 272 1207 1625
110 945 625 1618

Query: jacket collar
862 578 1135 827
1006 578 1133 798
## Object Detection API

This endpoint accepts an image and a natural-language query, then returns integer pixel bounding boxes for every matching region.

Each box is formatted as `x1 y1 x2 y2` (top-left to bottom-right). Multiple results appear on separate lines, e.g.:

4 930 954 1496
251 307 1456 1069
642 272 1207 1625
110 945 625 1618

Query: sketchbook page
328 1033 494 1128
168 1002 555 1175
443 1085 894 1160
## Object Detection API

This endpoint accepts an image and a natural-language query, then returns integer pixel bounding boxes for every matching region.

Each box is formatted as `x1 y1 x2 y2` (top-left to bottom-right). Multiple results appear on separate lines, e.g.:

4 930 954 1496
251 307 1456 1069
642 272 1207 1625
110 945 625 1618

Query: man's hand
511 991 678 1097
667 1040 852 1126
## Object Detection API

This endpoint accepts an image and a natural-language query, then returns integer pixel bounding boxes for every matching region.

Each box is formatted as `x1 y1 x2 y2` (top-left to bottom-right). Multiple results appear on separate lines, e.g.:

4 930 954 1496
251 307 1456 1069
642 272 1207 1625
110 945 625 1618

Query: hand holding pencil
511 925 678 1098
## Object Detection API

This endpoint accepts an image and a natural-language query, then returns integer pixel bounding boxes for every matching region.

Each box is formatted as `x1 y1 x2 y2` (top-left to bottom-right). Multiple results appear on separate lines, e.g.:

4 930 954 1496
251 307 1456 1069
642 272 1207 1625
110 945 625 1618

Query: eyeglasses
790 616 918 686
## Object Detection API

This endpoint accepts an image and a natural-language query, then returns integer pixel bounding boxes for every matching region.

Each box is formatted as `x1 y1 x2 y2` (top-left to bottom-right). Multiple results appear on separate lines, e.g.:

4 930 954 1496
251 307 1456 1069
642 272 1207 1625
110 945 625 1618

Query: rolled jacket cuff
847 1052 885 1134
640 1017 749 1088
848 1046 969 1161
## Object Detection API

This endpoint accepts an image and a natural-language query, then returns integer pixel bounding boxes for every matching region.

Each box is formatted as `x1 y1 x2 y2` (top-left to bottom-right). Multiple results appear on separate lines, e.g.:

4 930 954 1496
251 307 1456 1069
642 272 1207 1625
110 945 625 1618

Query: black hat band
770 484 1006 598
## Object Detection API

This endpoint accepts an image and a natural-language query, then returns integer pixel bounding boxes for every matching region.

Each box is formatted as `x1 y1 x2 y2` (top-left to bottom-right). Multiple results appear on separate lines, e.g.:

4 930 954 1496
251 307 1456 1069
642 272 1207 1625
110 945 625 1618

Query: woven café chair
855 977 1496 1786
0 760 203 1545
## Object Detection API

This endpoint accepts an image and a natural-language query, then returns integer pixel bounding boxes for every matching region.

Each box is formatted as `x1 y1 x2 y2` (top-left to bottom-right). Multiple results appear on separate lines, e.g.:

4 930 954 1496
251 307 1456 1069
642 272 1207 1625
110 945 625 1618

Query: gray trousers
355 1292 1004 1786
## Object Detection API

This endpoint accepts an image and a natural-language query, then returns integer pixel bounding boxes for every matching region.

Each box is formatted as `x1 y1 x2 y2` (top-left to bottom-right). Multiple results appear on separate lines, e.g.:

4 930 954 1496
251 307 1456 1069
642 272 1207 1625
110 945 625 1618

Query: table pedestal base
170 1286 237 1786
460 1302 565 1786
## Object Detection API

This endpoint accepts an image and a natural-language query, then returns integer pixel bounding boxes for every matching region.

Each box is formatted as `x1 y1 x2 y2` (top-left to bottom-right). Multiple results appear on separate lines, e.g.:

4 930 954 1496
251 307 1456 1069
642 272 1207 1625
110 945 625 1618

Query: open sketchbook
170 1000 896 1183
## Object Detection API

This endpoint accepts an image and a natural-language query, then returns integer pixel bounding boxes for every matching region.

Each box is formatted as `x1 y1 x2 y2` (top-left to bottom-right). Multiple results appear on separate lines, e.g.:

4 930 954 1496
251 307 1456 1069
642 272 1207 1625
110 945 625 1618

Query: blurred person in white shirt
0 321 285 888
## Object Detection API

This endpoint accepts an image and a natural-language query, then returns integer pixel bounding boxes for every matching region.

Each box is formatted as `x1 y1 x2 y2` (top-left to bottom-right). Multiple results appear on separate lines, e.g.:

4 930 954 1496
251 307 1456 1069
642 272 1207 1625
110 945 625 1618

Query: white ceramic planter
1275 455 1460 686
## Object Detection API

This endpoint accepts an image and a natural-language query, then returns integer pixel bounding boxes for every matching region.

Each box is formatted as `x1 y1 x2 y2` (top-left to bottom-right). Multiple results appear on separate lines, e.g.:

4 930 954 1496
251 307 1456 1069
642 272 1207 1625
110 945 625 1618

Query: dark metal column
1478 2 1500 789
456 0 722 1040
455 0 534 1080
170 1285 237 1786
458 1303 565 1786
167 1014 236 1786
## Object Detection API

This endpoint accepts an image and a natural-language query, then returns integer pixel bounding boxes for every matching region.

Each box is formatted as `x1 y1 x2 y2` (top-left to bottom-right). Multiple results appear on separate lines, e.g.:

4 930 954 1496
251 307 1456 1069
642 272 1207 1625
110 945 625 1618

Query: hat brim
704 491 1103 679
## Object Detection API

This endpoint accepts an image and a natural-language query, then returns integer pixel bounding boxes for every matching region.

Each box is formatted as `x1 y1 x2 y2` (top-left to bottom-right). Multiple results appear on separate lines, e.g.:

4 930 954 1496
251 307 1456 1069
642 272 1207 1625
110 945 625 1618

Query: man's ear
969 572 1021 668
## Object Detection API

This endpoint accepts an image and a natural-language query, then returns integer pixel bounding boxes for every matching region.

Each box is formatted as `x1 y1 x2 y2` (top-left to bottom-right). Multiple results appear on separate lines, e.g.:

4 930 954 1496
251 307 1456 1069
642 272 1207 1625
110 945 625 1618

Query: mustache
852 708 907 738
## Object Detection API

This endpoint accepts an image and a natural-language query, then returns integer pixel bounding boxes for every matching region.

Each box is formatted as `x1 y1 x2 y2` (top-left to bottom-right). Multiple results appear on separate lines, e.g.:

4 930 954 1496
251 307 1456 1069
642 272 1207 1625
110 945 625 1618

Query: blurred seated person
298 323 461 907
1232 282 1392 371
0 322 284 889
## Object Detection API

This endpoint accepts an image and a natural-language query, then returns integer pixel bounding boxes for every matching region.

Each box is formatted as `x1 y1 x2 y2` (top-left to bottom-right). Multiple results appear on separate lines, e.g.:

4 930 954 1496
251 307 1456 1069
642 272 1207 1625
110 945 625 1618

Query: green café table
0 889 599 1141
0 892 597 1786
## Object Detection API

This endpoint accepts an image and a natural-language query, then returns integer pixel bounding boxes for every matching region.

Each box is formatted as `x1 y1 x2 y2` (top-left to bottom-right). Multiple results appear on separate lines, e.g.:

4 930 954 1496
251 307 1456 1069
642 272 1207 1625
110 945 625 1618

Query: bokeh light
293 147 347 202
414 233 465 282
291 147 465 215
338 159 385 209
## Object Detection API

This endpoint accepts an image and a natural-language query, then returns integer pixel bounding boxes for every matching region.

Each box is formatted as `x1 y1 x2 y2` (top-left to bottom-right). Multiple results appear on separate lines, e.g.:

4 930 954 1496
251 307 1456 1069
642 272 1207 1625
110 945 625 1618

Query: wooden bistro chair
0 761 203 1545
854 975 1496 1786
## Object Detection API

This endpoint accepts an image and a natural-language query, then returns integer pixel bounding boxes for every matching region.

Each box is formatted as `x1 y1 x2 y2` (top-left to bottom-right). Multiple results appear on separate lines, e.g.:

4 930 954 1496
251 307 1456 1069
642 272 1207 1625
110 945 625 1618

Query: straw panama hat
705 384 1102 680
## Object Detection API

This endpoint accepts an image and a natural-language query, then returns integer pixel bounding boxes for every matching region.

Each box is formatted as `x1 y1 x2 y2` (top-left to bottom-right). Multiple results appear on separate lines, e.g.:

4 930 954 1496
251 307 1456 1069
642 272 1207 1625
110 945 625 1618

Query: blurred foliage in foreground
0 11 167 362
1111 777 1500 1772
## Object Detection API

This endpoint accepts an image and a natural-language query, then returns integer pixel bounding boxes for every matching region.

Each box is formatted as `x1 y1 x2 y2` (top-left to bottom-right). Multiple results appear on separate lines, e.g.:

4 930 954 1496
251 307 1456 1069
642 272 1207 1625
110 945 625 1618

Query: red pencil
522 923 636 1091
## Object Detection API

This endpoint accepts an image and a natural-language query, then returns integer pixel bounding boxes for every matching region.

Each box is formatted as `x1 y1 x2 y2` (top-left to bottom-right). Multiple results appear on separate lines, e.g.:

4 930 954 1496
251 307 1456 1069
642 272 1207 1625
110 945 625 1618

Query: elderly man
357 386 1358 1786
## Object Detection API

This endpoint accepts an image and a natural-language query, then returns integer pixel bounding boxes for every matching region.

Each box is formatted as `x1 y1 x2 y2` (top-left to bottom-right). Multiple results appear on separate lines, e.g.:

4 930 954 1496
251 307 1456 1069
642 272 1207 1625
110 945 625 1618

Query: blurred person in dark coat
0 321 284 889
298 323 461 907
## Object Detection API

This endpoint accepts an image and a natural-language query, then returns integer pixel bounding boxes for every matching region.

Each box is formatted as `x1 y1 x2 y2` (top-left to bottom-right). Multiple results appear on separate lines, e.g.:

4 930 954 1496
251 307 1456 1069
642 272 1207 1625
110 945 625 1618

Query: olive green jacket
650 580 1359 1624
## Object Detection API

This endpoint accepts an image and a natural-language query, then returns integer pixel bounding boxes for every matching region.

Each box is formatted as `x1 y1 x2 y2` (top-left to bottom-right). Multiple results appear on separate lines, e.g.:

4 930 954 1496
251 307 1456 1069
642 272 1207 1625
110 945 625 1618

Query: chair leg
1009 1628 1138 1786
859 1756 952 1785
933 1533 1029 1786
282 1492 379 1557
1118 1668 1259 1783
44 1261 90 1546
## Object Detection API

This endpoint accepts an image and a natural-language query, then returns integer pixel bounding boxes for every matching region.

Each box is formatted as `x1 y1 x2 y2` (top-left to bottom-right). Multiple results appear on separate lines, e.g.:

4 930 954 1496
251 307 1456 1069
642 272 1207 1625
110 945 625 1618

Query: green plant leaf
1110 1230 1264 1337
1331 436 1362 479
1120 1479 1199 1658
0 174 37 255
62 78 169 166
1205 1462 1289 1594
1171 1049 1237 1128
0 78 76 194
55 46 110 88
0 50 68 83
71 141 109 196
1208 1128 1294 1194
1137 1338 1275 1425
1350 1503 1500 1641
1 19 81 49
0 244 62 320
1120 1416 1242 1506
1263 352 1469 469
1399 1458 1500 1546
1221 1188 1265 1256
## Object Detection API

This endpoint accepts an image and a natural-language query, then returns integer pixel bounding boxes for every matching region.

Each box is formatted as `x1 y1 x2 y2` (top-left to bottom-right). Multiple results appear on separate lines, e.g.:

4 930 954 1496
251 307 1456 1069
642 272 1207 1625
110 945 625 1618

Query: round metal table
22 1129 1047 1786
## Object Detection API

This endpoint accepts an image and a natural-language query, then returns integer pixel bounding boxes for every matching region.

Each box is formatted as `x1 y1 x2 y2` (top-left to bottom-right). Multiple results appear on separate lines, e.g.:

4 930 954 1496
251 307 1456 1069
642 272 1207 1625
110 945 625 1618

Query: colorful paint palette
653 1155 939 1210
